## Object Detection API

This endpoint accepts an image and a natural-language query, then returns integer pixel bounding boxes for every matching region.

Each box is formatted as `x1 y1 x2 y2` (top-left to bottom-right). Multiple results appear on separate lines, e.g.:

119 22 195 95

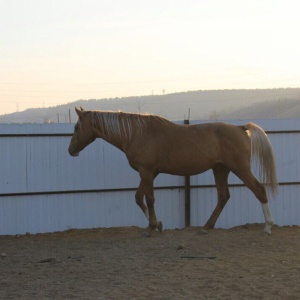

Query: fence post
184 119 191 227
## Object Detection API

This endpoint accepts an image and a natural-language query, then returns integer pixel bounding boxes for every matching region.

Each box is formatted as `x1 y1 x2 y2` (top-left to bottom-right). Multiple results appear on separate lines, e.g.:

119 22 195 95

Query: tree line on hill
1 88 299 123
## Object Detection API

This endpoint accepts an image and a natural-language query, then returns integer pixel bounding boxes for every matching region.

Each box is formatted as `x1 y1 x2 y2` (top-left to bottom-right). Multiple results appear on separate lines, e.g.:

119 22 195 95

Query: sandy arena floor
1 224 300 299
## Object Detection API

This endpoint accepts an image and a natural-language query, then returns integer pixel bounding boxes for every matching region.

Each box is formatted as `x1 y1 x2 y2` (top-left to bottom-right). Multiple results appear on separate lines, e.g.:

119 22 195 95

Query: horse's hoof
142 231 151 238
157 221 163 232
264 225 272 235
197 229 208 235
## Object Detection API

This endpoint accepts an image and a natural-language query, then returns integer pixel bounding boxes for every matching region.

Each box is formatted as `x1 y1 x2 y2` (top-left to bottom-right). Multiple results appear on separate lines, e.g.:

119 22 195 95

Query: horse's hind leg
203 164 230 230
234 167 274 234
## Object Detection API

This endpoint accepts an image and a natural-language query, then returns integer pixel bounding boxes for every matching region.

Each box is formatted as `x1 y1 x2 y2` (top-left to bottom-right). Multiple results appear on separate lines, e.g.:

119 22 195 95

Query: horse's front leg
135 182 149 221
137 171 163 232
145 191 163 232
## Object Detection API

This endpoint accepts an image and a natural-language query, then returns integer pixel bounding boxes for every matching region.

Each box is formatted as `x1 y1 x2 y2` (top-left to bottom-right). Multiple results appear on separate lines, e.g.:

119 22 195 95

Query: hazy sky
1 0 299 114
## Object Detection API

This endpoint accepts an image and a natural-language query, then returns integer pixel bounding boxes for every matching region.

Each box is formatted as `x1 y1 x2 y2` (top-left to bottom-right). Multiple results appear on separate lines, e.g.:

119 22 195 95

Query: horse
68 107 278 234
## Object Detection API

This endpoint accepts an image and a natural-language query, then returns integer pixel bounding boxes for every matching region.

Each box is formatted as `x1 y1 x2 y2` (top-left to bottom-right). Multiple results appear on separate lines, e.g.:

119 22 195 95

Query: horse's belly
160 157 214 176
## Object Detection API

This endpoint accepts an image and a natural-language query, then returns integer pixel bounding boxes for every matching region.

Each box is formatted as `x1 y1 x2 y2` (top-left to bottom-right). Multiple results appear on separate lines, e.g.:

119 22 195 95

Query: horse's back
157 122 250 175
125 120 251 176
184 122 249 147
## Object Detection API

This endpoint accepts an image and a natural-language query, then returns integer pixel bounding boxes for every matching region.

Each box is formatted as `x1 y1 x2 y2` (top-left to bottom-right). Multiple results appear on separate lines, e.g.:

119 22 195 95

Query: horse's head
68 107 97 157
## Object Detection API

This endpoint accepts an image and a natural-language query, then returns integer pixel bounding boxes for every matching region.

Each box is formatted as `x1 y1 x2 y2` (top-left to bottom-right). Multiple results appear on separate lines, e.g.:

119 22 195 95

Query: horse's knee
226 190 230 200
224 192 230 205
135 190 150 220
135 190 143 205
218 191 230 208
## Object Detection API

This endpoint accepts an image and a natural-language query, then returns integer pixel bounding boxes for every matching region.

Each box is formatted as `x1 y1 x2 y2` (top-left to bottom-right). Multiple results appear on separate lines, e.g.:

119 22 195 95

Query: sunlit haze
1 0 299 114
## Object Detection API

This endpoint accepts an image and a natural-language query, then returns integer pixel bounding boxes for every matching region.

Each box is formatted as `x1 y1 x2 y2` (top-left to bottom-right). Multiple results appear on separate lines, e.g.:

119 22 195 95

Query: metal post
184 119 191 227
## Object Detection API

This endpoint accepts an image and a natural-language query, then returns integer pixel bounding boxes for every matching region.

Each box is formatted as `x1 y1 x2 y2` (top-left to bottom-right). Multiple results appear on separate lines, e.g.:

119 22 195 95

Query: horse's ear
75 107 84 117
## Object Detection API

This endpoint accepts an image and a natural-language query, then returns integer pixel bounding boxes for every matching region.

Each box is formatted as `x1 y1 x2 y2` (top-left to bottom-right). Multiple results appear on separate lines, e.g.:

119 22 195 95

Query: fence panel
0 189 185 235
0 119 299 235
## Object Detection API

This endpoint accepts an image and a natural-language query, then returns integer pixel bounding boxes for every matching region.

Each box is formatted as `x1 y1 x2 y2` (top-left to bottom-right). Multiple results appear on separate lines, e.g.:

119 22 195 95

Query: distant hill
221 98 300 120
1 88 299 123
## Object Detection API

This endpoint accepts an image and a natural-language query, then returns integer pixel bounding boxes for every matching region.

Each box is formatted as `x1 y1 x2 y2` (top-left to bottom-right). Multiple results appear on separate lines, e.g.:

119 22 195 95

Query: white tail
244 122 278 196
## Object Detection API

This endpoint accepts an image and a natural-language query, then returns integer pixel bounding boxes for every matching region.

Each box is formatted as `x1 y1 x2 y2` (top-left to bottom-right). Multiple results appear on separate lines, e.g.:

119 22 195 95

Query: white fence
0 119 300 235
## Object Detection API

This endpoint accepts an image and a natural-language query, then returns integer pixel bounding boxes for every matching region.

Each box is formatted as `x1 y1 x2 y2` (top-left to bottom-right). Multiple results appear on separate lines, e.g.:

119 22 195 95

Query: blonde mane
89 111 171 140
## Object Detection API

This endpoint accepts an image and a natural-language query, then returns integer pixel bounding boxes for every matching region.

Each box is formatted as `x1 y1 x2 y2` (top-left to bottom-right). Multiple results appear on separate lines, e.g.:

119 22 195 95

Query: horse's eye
74 124 79 131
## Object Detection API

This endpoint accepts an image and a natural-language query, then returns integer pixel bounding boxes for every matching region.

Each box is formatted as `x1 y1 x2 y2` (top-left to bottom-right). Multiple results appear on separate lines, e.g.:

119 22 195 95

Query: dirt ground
0 224 300 300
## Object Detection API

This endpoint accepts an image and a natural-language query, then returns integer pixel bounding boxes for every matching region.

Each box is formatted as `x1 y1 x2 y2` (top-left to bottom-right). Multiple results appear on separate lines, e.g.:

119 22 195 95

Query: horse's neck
101 133 127 151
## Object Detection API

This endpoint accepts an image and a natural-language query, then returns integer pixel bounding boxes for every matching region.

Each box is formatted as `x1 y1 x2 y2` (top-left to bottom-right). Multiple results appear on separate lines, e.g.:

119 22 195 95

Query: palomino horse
68 107 278 234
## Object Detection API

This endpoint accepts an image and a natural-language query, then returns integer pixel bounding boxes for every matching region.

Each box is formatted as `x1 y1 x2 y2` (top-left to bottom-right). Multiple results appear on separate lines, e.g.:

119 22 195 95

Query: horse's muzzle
68 146 79 157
